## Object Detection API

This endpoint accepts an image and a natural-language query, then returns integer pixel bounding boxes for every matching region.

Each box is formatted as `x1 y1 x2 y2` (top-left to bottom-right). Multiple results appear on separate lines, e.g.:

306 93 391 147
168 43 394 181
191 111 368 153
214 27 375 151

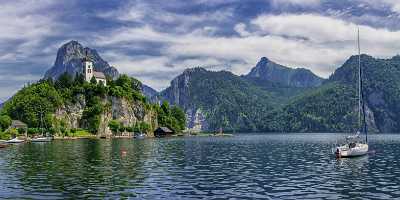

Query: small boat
334 28 368 158
335 133 368 158
0 143 9 148
6 138 25 144
31 137 52 142
31 111 52 143
134 133 146 139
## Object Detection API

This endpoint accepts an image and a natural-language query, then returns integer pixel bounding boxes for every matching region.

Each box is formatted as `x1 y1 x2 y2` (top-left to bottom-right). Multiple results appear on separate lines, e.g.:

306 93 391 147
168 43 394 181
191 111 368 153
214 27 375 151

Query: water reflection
0 134 399 199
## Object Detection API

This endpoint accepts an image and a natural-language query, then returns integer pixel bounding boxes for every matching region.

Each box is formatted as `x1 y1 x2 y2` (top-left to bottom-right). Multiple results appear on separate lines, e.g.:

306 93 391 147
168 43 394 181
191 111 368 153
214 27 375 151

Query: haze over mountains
36 41 400 133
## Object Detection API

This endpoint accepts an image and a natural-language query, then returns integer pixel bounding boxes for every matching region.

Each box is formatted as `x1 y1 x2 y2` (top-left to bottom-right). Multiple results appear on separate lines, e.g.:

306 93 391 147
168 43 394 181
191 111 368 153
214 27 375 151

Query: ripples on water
0 134 399 199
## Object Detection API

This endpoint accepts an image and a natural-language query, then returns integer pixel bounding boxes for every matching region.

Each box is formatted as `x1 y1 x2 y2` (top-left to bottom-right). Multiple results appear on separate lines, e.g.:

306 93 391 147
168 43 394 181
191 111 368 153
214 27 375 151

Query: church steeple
83 49 94 82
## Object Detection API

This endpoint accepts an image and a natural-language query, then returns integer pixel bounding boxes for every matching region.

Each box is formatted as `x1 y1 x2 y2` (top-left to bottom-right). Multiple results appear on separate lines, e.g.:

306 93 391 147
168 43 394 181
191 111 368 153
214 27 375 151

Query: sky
2 0 400 102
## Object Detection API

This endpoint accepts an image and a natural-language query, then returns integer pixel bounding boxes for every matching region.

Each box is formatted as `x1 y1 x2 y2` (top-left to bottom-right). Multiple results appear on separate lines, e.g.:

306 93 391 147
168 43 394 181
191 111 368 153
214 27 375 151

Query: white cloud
94 12 400 92
0 0 60 62
234 23 251 37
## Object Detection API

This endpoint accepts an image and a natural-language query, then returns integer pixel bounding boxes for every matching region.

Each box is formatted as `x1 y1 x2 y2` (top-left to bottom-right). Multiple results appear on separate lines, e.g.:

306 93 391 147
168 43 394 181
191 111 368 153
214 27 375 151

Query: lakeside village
0 54 226 146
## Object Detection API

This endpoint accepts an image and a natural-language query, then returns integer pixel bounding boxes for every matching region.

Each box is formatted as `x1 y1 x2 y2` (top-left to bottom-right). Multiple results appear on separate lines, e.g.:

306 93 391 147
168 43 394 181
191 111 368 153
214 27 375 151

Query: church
82 55 107 86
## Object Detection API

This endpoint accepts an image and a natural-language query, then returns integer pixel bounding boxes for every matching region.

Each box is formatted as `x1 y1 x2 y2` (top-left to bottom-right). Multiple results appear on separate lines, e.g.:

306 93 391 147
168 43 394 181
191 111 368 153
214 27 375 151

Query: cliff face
55 95 157 136
160 68 203 131
245 57 323 88
159 68 275 132
328 54 400 133
44 41 119 79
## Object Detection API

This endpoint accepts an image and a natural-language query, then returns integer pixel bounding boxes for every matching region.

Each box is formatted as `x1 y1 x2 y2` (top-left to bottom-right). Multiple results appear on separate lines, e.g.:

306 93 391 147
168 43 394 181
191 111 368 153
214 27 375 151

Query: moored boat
134 133 146 139
334 28 369 158
6 137 25 144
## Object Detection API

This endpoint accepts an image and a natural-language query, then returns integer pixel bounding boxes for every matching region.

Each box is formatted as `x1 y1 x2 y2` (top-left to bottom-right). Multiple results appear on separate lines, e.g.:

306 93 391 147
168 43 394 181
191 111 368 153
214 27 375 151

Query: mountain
263 54 400 133
141 84 158 102
328 54 400 132
159 67 276 132
44 41 119 79
159 54 400 133
245 57 323 88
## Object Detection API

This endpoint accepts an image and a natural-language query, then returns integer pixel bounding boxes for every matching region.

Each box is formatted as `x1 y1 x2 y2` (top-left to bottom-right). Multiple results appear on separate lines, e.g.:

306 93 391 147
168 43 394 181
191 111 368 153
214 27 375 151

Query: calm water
0 133 399 199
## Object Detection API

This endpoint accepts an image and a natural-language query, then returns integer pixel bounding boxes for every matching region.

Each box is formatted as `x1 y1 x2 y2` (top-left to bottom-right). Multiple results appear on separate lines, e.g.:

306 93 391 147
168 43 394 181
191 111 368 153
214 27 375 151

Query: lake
0 133 399 199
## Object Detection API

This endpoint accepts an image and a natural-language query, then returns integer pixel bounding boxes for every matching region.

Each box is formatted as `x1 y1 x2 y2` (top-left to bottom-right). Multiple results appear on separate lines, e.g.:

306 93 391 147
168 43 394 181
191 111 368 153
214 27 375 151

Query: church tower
83 51 94 82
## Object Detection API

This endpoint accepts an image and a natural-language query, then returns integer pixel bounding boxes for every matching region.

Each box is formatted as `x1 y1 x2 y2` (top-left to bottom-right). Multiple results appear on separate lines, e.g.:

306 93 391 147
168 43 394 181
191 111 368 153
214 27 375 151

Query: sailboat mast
358 27 368 143
358 28 362 129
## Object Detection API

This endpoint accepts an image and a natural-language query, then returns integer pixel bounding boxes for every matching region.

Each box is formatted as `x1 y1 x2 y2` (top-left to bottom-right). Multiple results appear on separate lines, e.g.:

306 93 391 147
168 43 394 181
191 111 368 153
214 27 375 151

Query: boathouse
9 120 28 137
10 120 27 129
154 127 174 137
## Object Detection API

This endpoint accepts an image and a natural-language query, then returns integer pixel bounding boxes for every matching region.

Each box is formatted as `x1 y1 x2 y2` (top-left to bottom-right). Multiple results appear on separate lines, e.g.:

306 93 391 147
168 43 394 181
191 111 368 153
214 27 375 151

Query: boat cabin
154 127 174 137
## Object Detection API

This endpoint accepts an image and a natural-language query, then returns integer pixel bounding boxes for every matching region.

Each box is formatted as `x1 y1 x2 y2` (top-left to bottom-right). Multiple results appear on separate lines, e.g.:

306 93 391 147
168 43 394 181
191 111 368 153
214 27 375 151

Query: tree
1 82 62 128
0 115 11 130
81 96 103 133
74 73 85 86
90 76 97 85
55 72 73 89
108 120 120 134
171 106 186 131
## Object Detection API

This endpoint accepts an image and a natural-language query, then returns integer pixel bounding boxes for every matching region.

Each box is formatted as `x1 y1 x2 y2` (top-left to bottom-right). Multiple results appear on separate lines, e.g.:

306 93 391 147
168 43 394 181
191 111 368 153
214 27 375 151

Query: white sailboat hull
6 138 25 143
335 143 368 157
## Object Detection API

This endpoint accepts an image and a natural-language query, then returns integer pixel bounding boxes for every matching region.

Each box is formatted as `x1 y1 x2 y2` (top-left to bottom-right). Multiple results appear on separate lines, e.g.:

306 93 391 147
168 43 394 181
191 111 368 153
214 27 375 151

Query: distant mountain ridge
245 57 323 88
44 41 119 79
159 67 276 132
158 57 326 131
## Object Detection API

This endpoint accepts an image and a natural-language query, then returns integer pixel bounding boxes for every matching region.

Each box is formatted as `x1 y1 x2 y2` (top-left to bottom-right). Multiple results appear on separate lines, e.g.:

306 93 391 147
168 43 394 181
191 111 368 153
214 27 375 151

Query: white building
83 56 107 86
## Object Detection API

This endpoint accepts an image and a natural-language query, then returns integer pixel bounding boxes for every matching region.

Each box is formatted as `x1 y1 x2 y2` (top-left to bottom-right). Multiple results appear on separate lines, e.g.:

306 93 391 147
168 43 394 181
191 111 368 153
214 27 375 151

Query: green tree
2 82 62 128
90 76 97 85
0 115 11 130
55 73 73 89
171 106 186 131
108 120 120 134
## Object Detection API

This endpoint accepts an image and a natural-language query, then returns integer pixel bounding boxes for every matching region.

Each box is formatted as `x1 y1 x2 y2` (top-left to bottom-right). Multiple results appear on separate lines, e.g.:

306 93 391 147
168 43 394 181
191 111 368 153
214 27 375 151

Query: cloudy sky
2 0 400 102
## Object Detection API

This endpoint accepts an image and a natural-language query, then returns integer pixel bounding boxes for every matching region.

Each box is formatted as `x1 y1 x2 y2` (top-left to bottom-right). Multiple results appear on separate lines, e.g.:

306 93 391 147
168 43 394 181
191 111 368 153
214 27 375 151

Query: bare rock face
186 108 208 132
55 94 86 129
44 40 119 79
159 68 206 131
55 95 157 136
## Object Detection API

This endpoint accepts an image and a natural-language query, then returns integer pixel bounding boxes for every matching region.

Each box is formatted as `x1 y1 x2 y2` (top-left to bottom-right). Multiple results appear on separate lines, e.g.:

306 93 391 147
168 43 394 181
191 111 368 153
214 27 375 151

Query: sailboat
334 28 369 158
6 137 25 144
31 111 52 142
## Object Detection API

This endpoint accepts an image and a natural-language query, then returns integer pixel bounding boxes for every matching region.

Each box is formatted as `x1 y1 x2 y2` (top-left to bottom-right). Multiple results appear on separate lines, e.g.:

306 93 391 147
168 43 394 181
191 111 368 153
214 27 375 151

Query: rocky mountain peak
245 57 323 88
44 40 119 79
329 54 376 84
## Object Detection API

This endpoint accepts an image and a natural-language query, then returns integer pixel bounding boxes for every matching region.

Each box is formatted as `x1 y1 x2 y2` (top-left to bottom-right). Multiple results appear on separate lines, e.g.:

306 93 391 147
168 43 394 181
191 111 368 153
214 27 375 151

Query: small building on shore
9 120 28 137
154 127 174 137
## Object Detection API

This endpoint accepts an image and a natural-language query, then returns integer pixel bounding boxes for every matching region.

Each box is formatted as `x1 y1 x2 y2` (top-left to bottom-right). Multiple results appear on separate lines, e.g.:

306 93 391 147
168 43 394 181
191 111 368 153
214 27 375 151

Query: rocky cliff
44 41 119 79
55 95 158 136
